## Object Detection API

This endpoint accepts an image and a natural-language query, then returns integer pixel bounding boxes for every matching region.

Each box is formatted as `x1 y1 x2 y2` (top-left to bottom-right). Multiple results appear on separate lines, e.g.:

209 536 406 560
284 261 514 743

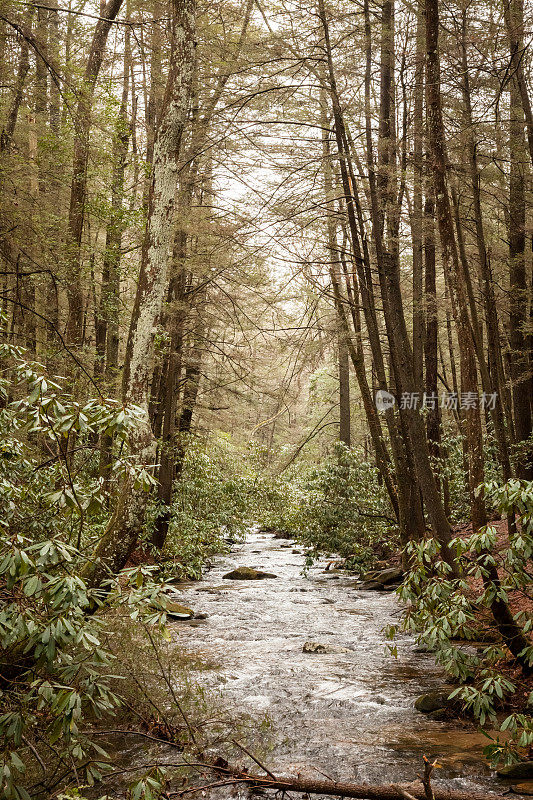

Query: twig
421 756 438 800
232 739 278 780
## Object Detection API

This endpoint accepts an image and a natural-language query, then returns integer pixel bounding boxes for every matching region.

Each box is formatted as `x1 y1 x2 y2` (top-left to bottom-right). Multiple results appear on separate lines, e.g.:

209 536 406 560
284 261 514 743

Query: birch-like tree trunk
82 0 197 590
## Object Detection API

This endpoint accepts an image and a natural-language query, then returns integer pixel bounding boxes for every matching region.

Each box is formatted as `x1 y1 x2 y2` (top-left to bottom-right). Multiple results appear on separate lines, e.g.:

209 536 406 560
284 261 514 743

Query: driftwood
204 757 506 800
91 731 509 800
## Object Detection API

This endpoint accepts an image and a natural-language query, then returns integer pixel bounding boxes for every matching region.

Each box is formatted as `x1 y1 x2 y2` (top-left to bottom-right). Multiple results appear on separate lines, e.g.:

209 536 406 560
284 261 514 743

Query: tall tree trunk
98 30 132 493
338 320 351 447
318 60 399 521
503 0 533 168
150 259 188 549
0 7 32 348
30 8 49 358
358 0 454 562
320 93 351 448
508 46 532 479
95 27 131 382
426 0 531 668
411 2 425 392
459 10 512 442
81 0 197 590
143 0 164 209
0 8 31 153
65 0 125 346
153 287 206 548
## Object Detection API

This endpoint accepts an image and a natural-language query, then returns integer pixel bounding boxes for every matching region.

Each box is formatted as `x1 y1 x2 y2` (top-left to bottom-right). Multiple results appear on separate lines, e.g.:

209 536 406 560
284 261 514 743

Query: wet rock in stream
511 782 533 795
427 708 449 721
358 580 386 590
498 762 533 780
414 690 455 713
165 601 195 620
303 641 351 654
359 567 404 591
223 566 278 580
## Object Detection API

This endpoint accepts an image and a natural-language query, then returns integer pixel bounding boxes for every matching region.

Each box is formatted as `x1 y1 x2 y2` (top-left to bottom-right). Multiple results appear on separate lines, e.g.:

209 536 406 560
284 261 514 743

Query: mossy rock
414 691 450 713
360 567 403 590
361 566 402 583
498 763 533 780
222 566 277 580
165 601 195 620
427 708 448 721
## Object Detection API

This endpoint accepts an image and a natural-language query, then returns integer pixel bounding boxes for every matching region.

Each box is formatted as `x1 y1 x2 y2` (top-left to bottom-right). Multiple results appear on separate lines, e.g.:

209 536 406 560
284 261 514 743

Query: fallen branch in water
88 731 505 800
184 756 505 800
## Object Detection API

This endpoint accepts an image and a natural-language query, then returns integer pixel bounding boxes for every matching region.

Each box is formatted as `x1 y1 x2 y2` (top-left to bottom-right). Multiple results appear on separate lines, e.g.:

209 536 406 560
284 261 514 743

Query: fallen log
206 759 506 800
90 731 510 800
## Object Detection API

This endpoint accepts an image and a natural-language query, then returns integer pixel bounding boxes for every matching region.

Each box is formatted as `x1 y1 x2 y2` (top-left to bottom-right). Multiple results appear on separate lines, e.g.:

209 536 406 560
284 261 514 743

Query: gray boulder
359 567 403 590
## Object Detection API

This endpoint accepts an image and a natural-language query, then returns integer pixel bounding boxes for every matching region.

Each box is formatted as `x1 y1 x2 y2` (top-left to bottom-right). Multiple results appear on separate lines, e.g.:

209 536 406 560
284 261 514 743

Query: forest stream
167 530 498 795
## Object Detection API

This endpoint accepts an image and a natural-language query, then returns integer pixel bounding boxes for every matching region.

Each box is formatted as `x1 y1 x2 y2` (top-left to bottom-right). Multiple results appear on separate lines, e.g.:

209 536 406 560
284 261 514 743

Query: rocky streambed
169 530 509 794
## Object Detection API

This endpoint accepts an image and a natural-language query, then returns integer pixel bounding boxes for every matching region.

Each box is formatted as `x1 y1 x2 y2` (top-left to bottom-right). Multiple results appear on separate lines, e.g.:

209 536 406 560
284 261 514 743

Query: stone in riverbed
273 530 292 539
223 566 277 580
258 526 292 539
358 580 385 591
511 783 533 795
498 763 533 780
165 601 195 620
361 567 404 586
303 641 350 654
414 691 450 713
427 708 448 721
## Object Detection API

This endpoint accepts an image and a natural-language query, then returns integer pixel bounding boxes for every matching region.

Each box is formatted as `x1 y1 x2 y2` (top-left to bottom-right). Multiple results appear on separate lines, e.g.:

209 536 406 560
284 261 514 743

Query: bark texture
65 0 125 345
81 0 197 590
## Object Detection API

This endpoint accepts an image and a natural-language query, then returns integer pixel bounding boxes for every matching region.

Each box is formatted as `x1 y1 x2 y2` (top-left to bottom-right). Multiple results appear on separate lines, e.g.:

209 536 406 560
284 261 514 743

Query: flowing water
171 530 500 794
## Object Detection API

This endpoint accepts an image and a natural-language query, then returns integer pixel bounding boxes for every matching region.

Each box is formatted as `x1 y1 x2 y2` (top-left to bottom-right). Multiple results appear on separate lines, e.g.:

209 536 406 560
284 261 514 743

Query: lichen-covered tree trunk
81 0 197 591
97 30 132 495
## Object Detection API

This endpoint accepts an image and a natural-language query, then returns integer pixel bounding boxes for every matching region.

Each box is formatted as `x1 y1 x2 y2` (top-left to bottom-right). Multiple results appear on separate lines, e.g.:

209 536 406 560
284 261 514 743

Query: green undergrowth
386 479 533 768
253 442 397 570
